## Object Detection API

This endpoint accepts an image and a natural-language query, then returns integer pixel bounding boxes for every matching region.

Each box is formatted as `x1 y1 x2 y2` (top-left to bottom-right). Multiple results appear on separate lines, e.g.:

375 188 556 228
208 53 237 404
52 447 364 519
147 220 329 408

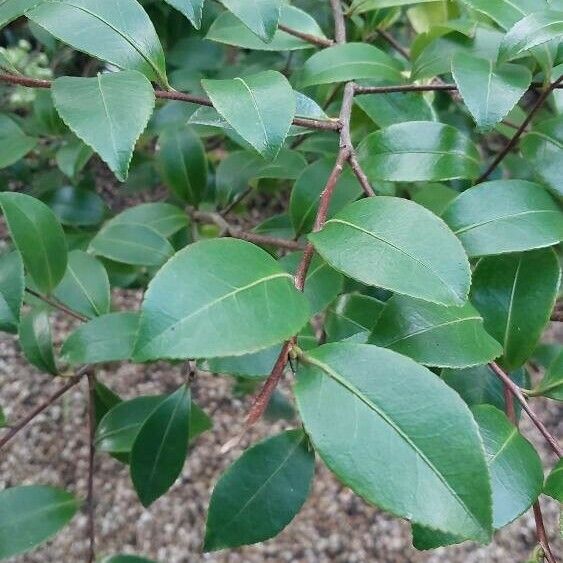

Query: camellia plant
0 0 562 561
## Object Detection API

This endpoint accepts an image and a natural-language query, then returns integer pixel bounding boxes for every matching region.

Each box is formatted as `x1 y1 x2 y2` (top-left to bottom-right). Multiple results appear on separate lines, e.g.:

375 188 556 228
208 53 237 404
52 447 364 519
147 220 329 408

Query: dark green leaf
544 459 563 502
42 186 106 227
101 556 155 563
93 381 122 426
0 251 24 333
295 343 492 542
164 0 204 28
411 183 459 216
532 348 563 400
0 114 37 168
309 197 471 306
19 309 58 375
218 0 282 42
204 429 314 551
55 138 93 179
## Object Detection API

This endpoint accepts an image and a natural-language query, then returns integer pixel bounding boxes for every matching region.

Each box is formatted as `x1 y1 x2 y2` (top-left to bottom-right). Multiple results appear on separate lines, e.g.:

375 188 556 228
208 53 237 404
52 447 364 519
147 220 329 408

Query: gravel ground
0 307 561 563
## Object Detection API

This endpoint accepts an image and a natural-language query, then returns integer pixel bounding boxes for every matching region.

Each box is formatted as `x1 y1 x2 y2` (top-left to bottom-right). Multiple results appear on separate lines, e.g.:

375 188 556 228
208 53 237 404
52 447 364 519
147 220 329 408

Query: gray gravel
0 304 561 563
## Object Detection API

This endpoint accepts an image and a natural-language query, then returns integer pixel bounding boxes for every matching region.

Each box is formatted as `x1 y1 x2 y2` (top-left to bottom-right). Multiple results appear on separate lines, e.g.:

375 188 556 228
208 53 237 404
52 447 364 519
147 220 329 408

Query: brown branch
376 28 410 59
330 0 347 44
86 374 96 563
533 503 558 563
476 75 563 183
0 73 340 132
489 362 562 457
0 365 91 451
25 288 89 322
278 24 334 47
219 186 253 216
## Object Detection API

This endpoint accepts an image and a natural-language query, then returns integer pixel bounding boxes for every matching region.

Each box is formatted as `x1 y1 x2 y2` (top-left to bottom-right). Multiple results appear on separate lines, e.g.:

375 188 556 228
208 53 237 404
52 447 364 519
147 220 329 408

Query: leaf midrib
453 209 559 235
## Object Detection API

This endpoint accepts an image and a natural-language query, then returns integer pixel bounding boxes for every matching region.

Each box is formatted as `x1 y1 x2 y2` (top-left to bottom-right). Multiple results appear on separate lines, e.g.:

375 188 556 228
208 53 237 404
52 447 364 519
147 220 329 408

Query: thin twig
25 288 89 322
376 28 410 59
533 503 558 563
86 374 96 563
278 24 334 47
219 186 253 216
476 75 563 183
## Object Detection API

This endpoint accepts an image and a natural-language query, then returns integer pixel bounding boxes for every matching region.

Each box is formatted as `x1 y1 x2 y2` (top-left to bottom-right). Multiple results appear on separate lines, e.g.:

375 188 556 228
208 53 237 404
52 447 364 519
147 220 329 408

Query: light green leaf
133 239 309 361
52 71 155 182
442 180 563 257
309 197 471 306
460 0 544 29
498 10 563 62
131 385 191 506
53 250 110 319
0 251 24 334
301 43 404 87
532 349 563 400
204 429 314 551
157 126 207 205
544 458 563 501
0 192 67 295
452 53 532 130
357 121 481 182
370 295 502 368
26 0 168 86
0 114 37 168
164 0 204 28
349 0 436 13
110 202 188 237
471 249 560 371
19 309 58 375
295 343 492 543
218 0 282 42
0 485 79 559
60 311 140 364
207 5 327 50
202 71 295 160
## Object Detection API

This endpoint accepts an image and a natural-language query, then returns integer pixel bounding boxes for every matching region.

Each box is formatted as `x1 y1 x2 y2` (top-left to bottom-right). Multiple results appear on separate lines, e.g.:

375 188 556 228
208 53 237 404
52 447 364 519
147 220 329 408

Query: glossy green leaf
0 485 79 559
18 309 58 375
471 249 560 371
27 0 168 85
164 0 204 28
110 202 188 237
460 0 542 29
289 158 363 237
218 0 282 42
295 343 492 542
0 251 24 333
442 180 563 257
52 71 155 182
60 312 140 364
207 6 327 51
93 381 121 426
544 459 563 501
301 43 404 87
411 183 458 216
42 186 106 227
204 429 314 551
131 385 191 506
309 197 471 306
357 121 481 182
452 53 532 130
157 126 207 205
532 349 563 400
0 114 37 168
89 223 174 267
133 239 309 361
53 250 110 319
279 252 343 315
520 116 563 197
0 0 38 29
498 11 563 62
202 71 295 160
0 192 67 294
371 295 502 368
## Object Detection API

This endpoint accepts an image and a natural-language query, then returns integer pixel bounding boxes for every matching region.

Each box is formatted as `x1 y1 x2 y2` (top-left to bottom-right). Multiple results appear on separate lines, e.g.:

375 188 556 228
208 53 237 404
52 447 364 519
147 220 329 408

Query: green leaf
295 343 492 543
413 404 543 548
532 348 563 400
498 11 563 62
452 53 532 130
19 309 58 375
207 5 327 51
289 158 363 237
301 43 404 87
349 0 436 12
60 311 139 365
0 114 37 168
520 116 563 197
309 197 471 306
93 381 122 426
459 0 542 29
0 192 67 294
110 202 188 238
0 406 5 428
101 556 156 563
218 0 282 42
471 249 560 371
279 252 343 315
207 344 282 378
52 71 155 182
164 0 204 28
0 485 79 559
157 126 207 205
27 0 168 86
201 71 295 160
42 186 106 227
356 121 481 182
370 295 502 368
0 251 24 334
56 138 93 180
204 429 314 551
442 180 563 257
53 250 110 319
0 0 38 29
133 239 309 361
411 183 459 216
544 459 563 502
130 385 191 506
89 223 174 267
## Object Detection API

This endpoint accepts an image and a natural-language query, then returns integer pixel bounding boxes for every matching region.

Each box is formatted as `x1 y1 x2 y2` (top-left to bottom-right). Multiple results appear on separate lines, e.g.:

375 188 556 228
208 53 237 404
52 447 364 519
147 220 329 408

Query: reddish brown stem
278 24 334 47
533 503 558 563
503 384 516 424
